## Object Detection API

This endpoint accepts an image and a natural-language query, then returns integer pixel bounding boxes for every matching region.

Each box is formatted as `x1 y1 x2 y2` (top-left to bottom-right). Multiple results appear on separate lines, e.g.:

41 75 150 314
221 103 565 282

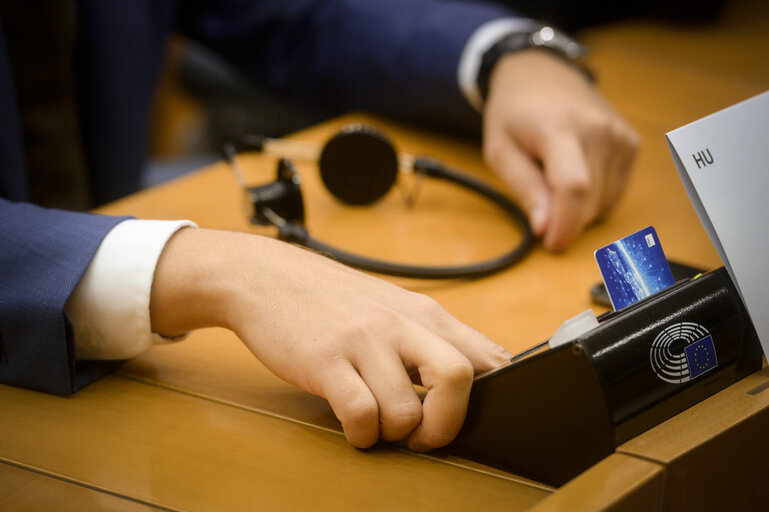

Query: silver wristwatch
477 25 592 100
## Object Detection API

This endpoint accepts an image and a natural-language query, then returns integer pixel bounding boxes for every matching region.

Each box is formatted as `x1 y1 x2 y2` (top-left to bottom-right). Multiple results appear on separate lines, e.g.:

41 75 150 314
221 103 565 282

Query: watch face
532 26 557 45
533 26 586 59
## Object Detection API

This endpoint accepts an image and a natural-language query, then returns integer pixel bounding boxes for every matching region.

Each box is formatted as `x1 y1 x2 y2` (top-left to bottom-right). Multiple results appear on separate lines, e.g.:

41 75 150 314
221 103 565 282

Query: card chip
645 233 655 247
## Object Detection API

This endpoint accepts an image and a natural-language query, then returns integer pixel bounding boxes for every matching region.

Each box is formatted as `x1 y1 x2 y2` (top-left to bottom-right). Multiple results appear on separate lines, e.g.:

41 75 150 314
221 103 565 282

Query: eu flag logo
684 335 718 379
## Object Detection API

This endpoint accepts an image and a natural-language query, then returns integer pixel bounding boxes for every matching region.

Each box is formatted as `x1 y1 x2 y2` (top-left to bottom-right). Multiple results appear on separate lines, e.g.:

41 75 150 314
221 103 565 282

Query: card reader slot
596 277 694 323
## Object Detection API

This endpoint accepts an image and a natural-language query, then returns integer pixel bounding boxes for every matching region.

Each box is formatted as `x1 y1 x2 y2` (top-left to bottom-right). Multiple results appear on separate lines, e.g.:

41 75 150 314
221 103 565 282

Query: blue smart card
594 226 675 311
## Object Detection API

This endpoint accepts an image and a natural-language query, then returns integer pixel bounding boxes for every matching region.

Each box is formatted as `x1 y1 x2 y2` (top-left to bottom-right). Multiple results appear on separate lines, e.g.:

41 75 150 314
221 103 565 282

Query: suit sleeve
176 0 518 133
0 198 130 395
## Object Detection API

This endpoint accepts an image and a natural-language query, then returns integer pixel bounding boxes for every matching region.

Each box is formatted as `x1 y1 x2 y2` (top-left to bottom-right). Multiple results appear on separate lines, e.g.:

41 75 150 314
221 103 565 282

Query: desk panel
0 462 157 512
529 454 664 512
0 376 548 511
617 369 769 510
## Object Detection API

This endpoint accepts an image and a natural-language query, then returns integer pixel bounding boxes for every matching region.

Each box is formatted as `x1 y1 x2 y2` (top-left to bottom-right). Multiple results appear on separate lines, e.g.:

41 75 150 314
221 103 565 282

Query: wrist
477 25 590 101
488 47 591 94
149 228 244 336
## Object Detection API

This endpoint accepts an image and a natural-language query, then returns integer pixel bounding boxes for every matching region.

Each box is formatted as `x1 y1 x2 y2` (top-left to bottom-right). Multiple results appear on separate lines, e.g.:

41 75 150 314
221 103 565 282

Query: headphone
222 125 533 279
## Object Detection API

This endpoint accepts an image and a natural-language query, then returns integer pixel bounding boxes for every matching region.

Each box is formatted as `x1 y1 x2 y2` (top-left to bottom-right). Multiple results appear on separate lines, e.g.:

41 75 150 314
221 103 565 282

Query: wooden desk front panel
0 462 156 512
0 376 547 511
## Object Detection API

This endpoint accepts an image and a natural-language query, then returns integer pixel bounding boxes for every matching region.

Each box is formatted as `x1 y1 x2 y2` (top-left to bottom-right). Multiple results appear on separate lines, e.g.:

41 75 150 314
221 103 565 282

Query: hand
150 228 511 451
483 49 639 251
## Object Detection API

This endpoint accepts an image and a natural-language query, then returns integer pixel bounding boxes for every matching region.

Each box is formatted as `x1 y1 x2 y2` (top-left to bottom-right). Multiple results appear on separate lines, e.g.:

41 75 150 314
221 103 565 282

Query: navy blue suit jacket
0 0 513 395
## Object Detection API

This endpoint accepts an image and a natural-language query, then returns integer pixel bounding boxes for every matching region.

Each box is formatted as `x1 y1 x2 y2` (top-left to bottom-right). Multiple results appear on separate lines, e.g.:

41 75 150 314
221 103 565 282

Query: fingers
317 330 479 451
316 360 381 448
481 50 639 250
484 119 550 236
540 133 596 251
599 121 640 216
408 358 474 452
395 325 476 452
353 346 423 442
440 320 512 372
314 306 503 452
489 119 638 251
485 119 635 251
392 292 512 372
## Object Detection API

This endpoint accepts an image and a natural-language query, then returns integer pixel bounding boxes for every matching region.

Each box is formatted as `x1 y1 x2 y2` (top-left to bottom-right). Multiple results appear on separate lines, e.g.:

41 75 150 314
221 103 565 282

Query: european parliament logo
650 322 719 384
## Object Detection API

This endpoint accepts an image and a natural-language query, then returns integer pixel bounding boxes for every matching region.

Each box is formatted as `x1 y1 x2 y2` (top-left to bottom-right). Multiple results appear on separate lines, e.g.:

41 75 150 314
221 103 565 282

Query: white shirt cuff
66 218 197 360
457 17 539 112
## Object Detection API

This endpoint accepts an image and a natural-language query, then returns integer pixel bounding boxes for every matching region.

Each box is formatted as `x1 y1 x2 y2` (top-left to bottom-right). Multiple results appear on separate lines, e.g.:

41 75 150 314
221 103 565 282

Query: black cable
295 157 533 279
224 136 534 280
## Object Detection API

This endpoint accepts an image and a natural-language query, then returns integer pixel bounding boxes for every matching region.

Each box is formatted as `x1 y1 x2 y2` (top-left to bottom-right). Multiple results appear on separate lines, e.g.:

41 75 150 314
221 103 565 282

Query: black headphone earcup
319 126 399 205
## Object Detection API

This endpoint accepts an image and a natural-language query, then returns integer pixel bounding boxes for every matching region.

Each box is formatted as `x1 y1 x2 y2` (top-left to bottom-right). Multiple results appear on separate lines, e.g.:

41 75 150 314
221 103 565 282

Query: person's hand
150 228 511 451
483 49 639 251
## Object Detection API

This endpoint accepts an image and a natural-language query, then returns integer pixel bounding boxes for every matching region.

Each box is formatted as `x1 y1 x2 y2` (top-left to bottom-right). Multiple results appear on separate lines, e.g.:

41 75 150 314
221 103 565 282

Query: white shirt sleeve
65 218 197 360
457 17 539 112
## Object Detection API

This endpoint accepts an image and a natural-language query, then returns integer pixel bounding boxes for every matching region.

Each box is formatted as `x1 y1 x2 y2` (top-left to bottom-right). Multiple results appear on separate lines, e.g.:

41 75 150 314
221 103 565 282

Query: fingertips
543 198 584 252
394 293 511 373
529 204 550 239
338 396 380 449
600 122 640 216
446 321 512 372
353 348 424 442
396 328 477 451
483 126 551 237
317 362 381 449
318 298 512 452
541 135 593 251
407 360 474 451
486 340 514 367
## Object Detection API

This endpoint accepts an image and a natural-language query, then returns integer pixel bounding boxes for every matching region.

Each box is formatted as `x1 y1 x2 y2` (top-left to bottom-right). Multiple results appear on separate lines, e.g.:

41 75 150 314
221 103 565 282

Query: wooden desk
2 1 769 510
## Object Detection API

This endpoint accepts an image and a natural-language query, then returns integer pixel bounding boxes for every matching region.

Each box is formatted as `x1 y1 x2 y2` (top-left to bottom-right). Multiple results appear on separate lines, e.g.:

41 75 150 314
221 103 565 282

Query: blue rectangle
684 334 718 379
594 226 676 311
